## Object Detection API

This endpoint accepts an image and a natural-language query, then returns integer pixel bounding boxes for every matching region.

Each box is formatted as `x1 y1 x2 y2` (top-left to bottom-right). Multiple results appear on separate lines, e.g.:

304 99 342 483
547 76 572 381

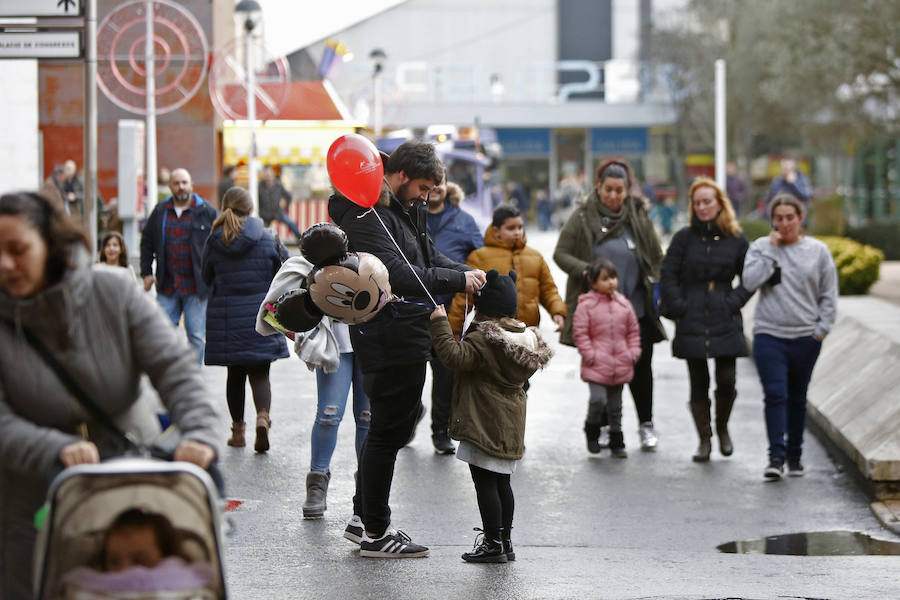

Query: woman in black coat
202 187 289 453
660 177 751 462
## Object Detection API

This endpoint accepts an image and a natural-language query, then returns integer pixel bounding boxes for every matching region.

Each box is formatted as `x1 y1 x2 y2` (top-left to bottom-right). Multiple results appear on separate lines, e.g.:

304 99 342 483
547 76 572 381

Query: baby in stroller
34 459 227 600
61 507 217 597
100 508 190 572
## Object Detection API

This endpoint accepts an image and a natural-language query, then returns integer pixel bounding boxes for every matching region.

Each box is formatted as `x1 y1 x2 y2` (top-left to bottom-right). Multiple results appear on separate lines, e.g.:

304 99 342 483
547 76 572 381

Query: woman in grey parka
0 192 220 598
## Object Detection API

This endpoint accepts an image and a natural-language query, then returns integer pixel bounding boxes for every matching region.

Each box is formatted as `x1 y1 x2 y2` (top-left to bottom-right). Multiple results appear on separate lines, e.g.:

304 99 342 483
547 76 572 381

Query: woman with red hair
660 177 751 462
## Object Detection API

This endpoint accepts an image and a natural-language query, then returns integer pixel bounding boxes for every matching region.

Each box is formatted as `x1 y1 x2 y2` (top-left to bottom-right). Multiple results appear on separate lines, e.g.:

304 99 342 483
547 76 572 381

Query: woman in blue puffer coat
202 186 288 453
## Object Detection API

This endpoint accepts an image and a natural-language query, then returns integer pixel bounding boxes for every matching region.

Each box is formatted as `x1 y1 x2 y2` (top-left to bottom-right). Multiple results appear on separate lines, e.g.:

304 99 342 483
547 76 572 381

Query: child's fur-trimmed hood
477 319 553 371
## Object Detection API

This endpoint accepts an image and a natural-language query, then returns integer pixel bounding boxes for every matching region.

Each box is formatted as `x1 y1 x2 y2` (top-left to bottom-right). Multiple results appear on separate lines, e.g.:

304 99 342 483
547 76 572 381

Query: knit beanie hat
475 269 518 318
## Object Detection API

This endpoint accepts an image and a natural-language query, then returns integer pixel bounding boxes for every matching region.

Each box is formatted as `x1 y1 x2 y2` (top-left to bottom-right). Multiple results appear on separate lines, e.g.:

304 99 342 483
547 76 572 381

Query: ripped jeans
310 352 371 473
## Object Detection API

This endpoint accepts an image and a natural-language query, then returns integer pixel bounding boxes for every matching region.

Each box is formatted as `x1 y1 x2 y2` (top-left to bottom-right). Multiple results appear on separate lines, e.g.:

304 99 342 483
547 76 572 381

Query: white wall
0 60 39 193
612 0 640 60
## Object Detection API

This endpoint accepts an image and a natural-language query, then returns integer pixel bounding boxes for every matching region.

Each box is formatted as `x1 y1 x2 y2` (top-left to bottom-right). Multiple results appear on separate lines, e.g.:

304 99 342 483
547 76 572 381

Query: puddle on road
717 531 900 555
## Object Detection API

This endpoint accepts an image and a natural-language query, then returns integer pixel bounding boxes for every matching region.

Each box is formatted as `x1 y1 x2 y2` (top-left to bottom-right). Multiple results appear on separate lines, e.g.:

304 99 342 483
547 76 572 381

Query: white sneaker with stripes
359 528 429 558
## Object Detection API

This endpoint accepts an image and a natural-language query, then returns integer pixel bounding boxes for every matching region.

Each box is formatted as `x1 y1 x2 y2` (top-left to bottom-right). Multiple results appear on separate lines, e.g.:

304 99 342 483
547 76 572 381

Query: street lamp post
370 48 386 137
714 59 726 191
236 0 262 215
145 0 157 213
85 0 98 252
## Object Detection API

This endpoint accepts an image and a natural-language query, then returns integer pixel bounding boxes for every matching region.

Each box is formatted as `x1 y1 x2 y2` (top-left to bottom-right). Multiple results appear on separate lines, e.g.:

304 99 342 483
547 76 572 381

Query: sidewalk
870 261 900 306
216 230 900 599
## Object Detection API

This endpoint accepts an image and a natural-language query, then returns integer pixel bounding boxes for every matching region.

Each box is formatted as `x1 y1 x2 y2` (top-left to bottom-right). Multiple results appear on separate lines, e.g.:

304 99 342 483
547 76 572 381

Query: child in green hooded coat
430 269 553 563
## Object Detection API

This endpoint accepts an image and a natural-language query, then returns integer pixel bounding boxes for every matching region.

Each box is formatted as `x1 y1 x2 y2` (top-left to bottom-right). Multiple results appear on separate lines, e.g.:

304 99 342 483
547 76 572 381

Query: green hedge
847 222 900 260
740 194 848 240
738 218 771 241
816 236 884 295
807 194 847 237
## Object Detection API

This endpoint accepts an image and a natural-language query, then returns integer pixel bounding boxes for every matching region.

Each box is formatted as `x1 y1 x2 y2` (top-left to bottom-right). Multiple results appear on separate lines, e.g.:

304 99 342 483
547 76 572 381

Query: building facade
295 0 679 209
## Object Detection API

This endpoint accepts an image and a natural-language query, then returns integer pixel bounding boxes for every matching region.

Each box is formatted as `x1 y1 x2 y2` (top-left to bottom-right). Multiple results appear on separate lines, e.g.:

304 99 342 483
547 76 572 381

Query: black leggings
686 357 736 405
469 464 514 533
225 363 272 422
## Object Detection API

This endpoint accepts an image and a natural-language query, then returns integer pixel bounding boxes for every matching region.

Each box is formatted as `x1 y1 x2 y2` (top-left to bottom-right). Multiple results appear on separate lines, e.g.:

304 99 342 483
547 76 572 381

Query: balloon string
461 292 474 340
357 207 439 308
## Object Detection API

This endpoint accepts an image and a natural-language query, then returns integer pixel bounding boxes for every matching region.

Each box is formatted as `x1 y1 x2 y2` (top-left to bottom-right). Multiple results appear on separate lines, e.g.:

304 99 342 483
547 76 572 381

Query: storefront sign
0 32 81 58
496 128 551 156
591 128 648 154
0 0 81 17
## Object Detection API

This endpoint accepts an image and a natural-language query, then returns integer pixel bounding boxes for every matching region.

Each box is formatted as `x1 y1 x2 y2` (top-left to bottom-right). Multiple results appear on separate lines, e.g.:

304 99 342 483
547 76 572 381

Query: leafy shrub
739 218 771 241
816 236 884 295
807 194 847 237
847 222 900 260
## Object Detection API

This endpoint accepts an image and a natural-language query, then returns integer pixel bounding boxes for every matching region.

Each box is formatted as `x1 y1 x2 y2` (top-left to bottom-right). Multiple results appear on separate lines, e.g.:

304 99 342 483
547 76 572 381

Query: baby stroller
33 458 228 599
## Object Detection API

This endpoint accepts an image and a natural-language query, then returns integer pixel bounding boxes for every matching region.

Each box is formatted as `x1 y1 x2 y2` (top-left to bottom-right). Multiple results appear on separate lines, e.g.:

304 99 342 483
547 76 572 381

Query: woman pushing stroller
0 191 219 598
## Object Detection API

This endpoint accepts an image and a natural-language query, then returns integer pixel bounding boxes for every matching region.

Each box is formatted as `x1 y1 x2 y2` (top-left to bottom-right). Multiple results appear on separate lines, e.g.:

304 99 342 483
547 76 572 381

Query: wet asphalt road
213 231 900 600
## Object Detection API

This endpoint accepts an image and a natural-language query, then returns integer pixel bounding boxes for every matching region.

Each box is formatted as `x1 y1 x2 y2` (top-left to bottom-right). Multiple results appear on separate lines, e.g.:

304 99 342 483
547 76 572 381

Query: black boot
461 528 508 563
609 431 627 458
501 527 515 561
302 471 330 519
583 422 602 454
715 390 736 457
690 401 712 462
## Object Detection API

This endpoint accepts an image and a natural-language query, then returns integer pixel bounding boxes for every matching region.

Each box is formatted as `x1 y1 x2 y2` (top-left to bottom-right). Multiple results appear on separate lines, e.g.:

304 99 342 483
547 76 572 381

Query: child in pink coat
572 259 642 457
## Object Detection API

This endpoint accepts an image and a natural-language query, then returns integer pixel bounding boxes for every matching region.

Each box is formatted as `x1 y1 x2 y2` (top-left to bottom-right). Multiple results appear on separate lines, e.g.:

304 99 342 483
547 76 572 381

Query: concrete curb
807 297 900 500
871 500 900 535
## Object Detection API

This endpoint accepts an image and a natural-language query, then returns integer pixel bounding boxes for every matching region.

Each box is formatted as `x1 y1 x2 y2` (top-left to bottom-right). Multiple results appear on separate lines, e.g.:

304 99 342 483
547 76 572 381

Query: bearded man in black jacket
329 140 486 557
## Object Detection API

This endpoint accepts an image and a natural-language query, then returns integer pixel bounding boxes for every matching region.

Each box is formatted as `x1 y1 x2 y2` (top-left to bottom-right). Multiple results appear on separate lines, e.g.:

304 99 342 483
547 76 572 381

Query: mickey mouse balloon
300 223 394 325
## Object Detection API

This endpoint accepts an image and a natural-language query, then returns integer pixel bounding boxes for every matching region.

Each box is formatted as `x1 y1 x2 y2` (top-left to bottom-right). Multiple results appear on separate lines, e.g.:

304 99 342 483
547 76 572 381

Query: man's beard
397 181 414 206
174 190 191 203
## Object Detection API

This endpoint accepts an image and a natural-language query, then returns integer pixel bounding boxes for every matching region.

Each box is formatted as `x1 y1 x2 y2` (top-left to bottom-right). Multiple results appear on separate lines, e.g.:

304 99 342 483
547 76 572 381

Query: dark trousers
469 465 514 534
354 363 427 536
264 210 302 239
599 318 655 427
686 357 736 406
753 333 822 462
225 363 272 422
537 200 554 231
429 355 453 434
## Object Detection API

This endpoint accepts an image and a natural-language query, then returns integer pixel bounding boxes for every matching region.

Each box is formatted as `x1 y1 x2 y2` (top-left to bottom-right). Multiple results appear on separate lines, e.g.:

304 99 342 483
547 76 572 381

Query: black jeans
429 355 453 434
354 363 427 536
599 318 655 427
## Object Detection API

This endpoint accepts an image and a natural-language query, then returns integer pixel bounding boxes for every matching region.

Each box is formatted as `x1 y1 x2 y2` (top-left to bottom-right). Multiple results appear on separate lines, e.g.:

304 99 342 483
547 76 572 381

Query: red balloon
326 134 384 208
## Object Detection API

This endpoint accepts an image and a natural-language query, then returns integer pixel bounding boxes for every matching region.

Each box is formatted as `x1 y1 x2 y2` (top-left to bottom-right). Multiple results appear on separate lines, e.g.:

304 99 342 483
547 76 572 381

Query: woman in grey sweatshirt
742 194 838 481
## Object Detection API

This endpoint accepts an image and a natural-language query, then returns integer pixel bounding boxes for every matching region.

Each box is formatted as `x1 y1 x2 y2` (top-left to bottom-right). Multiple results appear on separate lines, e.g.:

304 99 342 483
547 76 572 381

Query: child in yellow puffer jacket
448 204 567 338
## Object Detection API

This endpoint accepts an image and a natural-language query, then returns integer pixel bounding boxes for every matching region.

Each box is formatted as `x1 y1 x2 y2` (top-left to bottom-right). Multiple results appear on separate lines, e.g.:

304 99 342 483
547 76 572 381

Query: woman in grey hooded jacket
0 192 219 598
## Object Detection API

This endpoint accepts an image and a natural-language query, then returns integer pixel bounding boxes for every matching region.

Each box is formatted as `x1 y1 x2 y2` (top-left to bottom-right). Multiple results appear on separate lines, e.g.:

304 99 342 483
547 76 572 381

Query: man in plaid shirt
140 168 219 362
